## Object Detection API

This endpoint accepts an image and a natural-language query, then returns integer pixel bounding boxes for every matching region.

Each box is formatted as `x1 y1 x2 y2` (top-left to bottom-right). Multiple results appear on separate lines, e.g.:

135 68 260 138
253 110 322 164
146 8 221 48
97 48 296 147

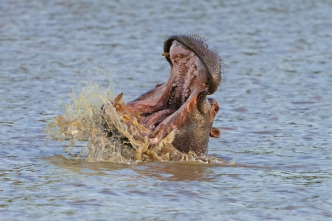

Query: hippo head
126 34 221 154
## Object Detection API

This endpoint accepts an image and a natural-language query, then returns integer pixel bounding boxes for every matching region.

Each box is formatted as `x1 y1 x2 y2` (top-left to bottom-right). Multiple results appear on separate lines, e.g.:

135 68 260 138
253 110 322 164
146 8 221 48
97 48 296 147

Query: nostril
214 105 219 113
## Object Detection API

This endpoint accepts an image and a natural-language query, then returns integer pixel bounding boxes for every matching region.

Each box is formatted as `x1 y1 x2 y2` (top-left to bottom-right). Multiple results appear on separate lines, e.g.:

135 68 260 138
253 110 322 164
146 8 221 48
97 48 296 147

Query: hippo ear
209 127 220 138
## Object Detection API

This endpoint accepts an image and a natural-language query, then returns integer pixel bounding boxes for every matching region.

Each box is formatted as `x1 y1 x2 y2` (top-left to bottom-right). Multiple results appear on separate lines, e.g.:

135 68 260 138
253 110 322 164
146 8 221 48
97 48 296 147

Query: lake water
1 0 332 220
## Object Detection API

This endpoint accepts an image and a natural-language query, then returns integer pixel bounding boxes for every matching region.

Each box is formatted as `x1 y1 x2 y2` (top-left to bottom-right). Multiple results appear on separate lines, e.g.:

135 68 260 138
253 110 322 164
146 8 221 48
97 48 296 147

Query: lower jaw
140 85 200 131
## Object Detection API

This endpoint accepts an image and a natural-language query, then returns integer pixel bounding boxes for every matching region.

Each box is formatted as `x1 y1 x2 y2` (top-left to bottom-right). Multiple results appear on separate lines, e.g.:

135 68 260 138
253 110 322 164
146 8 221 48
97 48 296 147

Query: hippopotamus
105 34 221 155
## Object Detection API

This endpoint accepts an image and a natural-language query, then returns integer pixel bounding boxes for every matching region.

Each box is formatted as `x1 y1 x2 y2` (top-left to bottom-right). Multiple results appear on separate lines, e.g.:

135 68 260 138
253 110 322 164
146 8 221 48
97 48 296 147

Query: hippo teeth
167 82 178 107
183 89 191 103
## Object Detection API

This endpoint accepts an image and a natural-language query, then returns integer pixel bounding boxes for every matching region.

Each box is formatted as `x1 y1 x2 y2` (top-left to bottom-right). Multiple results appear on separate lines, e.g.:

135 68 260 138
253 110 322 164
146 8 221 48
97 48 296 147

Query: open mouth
139 41 208 126
125 35 221 145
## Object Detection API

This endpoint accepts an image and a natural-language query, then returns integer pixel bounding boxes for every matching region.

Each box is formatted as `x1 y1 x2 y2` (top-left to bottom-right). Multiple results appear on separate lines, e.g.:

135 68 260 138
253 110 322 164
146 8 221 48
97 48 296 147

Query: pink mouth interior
124 40 211 145
138 40 209 128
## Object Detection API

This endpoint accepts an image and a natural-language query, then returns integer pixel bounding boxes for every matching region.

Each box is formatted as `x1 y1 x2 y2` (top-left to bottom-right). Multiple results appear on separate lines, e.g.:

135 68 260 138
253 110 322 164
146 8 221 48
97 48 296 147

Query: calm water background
1 0 332 220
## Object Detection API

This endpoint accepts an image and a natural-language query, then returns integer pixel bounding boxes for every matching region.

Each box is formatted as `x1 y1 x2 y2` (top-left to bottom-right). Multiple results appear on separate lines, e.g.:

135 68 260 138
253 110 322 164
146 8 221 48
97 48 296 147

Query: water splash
47 82 229 164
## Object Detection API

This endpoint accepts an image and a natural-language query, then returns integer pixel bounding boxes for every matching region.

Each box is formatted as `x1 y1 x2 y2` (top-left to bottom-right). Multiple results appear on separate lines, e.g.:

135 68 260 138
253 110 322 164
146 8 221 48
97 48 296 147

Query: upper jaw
140 44 208 129
163 34 222 94
164 40 209 107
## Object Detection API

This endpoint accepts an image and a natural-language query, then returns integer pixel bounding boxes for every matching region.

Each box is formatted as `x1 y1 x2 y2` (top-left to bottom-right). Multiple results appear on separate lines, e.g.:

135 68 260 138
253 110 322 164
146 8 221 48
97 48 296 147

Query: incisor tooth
162 52 170 57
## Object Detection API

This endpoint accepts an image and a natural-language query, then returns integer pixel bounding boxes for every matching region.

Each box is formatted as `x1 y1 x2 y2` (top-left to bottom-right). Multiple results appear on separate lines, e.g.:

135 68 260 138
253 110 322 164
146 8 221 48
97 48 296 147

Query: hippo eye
214 105 219 112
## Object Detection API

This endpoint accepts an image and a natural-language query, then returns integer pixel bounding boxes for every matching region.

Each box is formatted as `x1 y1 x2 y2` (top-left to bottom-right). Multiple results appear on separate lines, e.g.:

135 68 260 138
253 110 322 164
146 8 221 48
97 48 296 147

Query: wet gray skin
126 34 221 154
